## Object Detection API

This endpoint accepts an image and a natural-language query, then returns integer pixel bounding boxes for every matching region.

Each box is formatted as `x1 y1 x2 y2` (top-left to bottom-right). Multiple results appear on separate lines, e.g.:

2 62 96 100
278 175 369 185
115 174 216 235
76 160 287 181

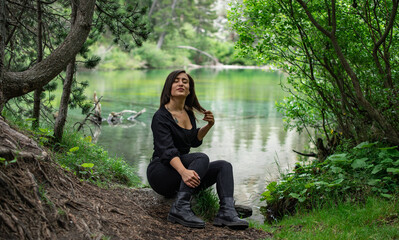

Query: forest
0 0 398 239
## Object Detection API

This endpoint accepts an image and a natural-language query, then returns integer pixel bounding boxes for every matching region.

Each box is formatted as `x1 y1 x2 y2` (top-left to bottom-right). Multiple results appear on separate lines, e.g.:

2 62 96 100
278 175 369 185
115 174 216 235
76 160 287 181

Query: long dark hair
160 70 206 113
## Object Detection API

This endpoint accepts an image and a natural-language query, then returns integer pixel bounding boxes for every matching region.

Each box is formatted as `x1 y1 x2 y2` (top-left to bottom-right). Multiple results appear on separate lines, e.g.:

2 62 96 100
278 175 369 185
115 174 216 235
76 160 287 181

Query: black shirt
151 105 203 164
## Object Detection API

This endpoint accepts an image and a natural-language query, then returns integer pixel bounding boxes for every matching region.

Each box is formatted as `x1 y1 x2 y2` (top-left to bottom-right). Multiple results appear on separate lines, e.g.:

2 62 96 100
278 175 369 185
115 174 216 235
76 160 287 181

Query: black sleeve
151 113 180 164
191 127 203 148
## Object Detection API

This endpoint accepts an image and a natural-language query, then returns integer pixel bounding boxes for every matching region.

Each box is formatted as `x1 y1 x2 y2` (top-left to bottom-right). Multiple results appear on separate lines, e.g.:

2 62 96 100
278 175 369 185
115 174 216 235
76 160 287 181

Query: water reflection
69 69 308 222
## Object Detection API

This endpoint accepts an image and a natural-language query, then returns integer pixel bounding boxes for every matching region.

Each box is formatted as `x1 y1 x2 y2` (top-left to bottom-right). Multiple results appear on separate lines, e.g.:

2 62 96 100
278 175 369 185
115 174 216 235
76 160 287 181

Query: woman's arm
170 157 201 188
197 110 214 141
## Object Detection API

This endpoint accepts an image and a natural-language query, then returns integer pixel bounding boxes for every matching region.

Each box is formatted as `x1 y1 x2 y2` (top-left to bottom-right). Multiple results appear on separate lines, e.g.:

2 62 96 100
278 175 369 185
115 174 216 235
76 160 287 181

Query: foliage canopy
229 0 399 146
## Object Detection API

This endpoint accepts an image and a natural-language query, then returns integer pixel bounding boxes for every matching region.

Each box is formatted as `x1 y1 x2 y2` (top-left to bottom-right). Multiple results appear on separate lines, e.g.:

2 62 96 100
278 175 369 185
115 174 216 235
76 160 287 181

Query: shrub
261 142 399 222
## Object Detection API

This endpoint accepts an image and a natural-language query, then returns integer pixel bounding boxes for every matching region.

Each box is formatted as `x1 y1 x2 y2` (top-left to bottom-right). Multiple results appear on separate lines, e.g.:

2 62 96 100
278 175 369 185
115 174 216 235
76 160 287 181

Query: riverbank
0 117 270 239
2 114 398 239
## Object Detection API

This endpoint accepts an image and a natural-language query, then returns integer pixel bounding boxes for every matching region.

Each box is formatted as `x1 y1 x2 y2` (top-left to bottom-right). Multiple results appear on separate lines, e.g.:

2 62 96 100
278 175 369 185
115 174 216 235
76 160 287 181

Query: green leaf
289 193 300 199
298 197 306 203
266 181 277 192
81 163 94 168
371 164 383 174
39 128 50 133
331 166 343 173
378 146 398 150
0 157 5 162
69 147 79 153
355 142 377 149
84 136 92 143
328 154 348 163
351 158 368 169
304 183 314 189
331 178 344 185
260 191 273 201
367 179 381 186
386 149 399 157
386 168 399 174
380 193 393 199
24 118 36 122
314 181 328 185
381 158 393 164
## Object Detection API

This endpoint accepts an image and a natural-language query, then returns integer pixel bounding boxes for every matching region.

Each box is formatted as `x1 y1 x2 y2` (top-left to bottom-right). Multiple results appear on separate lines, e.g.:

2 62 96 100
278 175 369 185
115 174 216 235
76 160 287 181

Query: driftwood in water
106 108 146 125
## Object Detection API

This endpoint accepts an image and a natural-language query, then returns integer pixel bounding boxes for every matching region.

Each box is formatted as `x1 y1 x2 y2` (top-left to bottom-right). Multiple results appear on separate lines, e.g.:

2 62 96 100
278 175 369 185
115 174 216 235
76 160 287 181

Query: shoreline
77 64 279 72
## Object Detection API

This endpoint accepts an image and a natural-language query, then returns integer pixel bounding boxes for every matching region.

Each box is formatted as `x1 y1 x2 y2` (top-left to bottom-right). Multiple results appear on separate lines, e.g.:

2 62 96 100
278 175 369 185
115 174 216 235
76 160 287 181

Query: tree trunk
53 0 77 142
148 0 158 17
0 0 6 112
1 0 96 108
54 60 74 142
156 31 166 49
32 0 44 129
156 0 178 49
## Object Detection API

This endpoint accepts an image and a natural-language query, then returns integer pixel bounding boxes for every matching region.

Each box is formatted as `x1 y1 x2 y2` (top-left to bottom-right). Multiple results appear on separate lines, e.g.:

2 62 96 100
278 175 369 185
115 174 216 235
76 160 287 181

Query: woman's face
170 72 190 98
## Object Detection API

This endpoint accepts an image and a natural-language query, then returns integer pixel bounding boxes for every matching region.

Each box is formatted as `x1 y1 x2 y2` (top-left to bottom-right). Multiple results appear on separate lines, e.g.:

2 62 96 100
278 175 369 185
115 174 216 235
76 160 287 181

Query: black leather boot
167 192 205 228
213 197 249 229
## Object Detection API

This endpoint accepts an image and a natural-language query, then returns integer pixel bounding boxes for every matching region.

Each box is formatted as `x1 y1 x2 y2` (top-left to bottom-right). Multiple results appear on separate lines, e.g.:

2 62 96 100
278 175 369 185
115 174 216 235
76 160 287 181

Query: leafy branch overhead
229 0 399 146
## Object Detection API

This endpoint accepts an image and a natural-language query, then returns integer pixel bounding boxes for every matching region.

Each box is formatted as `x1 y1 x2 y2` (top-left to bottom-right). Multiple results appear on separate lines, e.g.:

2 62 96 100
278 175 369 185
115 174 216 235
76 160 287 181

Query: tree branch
2 0 96 102
296 0 332 37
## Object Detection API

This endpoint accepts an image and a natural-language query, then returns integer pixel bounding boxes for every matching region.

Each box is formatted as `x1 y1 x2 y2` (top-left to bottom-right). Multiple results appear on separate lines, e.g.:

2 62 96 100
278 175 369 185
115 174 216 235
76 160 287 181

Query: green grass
252 196 399 240
192 188 220 222
54 129 141 187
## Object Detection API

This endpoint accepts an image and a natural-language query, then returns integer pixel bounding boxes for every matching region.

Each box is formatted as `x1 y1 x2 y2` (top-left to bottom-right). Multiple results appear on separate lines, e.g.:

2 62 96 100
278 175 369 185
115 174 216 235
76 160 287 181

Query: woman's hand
203 110 214 126
181 169 201 188
197 110 215 141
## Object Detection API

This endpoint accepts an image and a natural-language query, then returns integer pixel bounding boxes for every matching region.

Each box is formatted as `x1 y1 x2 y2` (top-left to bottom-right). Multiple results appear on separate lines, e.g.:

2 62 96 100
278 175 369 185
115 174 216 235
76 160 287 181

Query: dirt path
0 117 271 239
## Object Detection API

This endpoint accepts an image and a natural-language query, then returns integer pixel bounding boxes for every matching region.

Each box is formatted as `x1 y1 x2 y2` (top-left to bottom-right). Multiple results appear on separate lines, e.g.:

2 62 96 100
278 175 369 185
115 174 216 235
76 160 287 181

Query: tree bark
54 60 74 142
32 0 44 129
156 0 178 49
0 0 6 113
0 0 96 109
148 0 158 17
53 0 78 142
156 31 166 49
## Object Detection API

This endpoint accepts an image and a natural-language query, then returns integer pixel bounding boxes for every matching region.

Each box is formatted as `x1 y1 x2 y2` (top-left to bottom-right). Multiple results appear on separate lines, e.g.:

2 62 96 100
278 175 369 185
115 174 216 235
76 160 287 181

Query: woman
146 70 248 229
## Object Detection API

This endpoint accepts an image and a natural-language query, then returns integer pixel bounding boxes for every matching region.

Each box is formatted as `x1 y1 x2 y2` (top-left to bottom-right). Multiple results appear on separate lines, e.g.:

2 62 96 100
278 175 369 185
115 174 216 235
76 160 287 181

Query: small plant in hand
261 142 399 222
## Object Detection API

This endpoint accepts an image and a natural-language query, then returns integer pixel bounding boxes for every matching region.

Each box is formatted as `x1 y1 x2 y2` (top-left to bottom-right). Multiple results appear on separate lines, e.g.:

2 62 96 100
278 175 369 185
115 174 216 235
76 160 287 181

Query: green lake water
66 68 308 222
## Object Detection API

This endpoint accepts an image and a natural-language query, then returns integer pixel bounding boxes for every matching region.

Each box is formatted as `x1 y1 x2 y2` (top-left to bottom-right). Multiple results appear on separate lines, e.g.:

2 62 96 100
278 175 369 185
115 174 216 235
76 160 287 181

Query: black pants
147 152 234 199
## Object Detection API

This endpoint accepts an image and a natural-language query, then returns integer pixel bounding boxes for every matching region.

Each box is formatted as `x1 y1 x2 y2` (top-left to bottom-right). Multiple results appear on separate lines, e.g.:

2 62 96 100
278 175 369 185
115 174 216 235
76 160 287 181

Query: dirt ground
0 117 271 240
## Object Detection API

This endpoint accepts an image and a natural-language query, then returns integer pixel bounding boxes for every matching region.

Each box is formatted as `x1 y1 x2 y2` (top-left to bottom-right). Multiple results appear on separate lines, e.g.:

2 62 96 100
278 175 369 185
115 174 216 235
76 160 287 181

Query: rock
235 204 252 218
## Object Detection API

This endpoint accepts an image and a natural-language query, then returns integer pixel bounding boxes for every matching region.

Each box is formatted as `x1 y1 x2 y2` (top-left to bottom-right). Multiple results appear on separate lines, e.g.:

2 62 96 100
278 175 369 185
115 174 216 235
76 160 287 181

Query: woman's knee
215 160 232 170
195 152 210 165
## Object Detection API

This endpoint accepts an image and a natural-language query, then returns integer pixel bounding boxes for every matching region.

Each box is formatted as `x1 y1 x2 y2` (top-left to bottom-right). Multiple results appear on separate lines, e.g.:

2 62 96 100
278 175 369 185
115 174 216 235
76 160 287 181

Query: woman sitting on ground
146 69 248 229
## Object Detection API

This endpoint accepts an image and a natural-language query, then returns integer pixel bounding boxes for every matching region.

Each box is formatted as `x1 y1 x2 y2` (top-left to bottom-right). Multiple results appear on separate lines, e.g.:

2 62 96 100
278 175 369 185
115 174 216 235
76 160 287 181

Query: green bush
261 142 399 222
132 42 177 69
95 44 144 70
